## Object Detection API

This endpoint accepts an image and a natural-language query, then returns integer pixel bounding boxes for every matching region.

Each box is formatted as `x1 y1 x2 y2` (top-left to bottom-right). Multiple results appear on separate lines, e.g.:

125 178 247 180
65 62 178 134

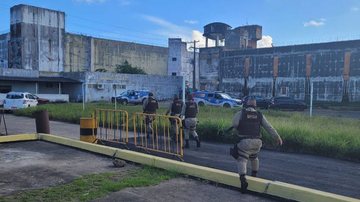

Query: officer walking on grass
181 94 200 148
230 96 282 193
165 94 183 141
143 92 159 138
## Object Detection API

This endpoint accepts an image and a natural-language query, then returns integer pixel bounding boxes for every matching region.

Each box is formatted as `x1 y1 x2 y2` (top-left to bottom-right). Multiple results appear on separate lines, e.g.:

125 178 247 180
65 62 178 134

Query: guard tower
203 22 232 47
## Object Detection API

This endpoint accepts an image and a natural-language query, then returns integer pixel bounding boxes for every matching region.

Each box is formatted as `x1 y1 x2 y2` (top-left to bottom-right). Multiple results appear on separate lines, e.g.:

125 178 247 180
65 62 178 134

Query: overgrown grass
14 103 360 161
0 166 177 202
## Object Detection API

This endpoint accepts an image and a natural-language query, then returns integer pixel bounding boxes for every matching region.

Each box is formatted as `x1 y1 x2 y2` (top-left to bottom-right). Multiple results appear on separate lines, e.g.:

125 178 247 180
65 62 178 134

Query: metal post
182 76 185 103
82 83 85 111
114 84 117 110
193 40 196 90
310 81 313 117
58 82 61 94
35 82 38 94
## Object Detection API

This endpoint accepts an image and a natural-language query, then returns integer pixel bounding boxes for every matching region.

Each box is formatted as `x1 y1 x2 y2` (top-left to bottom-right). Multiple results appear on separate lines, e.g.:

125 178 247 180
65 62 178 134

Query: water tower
203 22 232 47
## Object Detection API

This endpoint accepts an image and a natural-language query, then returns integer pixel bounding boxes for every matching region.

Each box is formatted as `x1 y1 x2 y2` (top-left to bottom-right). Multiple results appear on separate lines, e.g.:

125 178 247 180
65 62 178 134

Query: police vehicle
111 90 149 105
192 91 242 108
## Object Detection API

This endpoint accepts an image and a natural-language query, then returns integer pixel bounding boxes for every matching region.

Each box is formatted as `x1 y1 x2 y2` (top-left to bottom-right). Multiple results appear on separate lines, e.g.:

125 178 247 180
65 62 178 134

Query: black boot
196 137 201 148
240 174 248 194
184 140 189 148
251 171 257 177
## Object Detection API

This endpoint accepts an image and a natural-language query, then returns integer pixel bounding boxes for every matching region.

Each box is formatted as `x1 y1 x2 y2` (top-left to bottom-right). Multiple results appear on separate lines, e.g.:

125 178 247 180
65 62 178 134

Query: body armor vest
185 101 197 118
171 100 183 115
144 97 158 114
237 109 263 138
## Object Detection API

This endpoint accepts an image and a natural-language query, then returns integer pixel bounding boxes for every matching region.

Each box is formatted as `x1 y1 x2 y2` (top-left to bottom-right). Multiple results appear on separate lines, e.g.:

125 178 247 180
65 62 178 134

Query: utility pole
189 40 199 90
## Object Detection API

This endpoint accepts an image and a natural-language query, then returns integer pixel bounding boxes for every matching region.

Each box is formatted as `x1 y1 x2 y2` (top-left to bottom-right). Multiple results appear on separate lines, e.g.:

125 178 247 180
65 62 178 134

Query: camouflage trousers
184 118 198 140
236 138 262 175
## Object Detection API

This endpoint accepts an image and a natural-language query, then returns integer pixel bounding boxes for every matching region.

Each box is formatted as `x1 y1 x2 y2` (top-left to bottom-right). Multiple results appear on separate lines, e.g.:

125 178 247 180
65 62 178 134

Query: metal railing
132 112 183 159
94 109 129 143
93 109 183 159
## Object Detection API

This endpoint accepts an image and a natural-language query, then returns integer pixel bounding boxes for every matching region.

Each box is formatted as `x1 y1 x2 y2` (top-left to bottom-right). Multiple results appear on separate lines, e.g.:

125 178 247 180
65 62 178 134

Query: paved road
2 114 360 199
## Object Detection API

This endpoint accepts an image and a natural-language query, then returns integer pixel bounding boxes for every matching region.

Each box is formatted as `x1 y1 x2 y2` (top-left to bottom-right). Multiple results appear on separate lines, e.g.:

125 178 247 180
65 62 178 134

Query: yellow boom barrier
132 112 183 159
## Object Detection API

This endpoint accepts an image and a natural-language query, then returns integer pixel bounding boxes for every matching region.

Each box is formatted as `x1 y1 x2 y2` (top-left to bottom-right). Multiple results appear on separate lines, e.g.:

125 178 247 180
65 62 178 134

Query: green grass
14 103 360 161
0 166 177 202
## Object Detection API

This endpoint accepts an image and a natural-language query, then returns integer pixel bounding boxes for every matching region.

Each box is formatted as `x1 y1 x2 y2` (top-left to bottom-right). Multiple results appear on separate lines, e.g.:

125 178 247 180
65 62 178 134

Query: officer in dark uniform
143 92 159 138
231 97 282 193
181 94 200 148
165 94 183 140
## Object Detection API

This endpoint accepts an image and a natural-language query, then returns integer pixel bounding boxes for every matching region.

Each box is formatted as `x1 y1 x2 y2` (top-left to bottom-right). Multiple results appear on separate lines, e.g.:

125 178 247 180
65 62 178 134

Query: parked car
111 90 149 105
242 95 272 109
269 96 307 111
3 92 38 110
33 95 50 105
192 91 242 108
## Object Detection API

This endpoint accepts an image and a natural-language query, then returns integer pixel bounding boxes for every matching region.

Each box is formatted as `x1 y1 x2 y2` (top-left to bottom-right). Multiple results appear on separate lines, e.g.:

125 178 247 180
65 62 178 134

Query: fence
94 109 129 144
132 112 183 159
93 109 183 160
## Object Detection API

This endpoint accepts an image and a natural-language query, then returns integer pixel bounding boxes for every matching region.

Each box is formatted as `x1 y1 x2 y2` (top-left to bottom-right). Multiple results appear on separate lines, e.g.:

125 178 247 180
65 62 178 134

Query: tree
115 60 146 74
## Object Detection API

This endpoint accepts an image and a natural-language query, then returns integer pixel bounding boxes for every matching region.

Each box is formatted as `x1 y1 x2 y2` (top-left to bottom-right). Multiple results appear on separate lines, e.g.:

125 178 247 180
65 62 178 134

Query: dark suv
270 96 307 111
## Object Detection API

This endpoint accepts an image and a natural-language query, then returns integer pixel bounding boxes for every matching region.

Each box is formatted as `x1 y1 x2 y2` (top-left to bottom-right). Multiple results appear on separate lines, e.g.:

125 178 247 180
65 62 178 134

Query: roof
0 76 81 83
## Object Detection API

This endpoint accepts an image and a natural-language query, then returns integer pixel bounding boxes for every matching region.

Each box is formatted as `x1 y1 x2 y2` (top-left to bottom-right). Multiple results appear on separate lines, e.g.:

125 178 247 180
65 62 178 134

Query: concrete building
167 38 199 88
198 22 360 102
0 4 180 102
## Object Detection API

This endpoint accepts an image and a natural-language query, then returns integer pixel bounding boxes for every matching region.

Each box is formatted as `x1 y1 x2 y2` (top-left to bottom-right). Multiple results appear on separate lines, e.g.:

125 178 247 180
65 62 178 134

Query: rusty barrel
34 110 50 134
80 118 97 143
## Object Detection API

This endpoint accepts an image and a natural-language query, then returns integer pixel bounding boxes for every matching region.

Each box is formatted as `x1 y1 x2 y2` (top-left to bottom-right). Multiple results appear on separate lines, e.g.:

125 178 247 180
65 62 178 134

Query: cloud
75 0 106 3
351 6 359 11
257 35 273 48
304 18 326 27
184 20 198 25
142 15 192 40
192 30 215 48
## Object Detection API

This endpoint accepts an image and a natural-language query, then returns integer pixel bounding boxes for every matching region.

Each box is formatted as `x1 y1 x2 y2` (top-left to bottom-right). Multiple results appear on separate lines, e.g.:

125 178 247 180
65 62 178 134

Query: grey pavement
0 141 275 202
2 114 360 199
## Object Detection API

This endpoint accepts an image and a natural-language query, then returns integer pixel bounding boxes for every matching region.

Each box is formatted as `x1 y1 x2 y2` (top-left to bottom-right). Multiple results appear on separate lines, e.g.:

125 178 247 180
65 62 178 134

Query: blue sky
0 0 360 47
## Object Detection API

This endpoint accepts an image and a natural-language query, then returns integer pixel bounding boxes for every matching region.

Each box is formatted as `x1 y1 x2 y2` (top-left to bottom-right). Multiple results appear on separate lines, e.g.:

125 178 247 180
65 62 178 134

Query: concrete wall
64 34 168 75
83 72 182 102
168 38 199 88
210 40 360 101
64 33 92 72
9 4 65 71
92 37 168 75
199 47 222 91
0 33 10 68
0 68 38 77
0 81 36 93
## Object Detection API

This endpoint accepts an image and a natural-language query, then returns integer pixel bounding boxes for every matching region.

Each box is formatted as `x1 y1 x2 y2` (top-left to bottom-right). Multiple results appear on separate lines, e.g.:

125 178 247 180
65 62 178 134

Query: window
172 57 177 61
172 72 176 76
280 87 289 96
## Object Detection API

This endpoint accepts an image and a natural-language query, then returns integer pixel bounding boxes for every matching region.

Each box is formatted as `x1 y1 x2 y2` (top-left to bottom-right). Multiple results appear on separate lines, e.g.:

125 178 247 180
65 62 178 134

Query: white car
3 92 38 110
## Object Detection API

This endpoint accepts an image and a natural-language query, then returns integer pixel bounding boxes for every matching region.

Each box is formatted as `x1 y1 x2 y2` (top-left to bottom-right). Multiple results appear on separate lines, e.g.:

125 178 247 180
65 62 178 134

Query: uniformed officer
143 92 159 138
181 94 200 148
231 97 282 193
165 94 183 141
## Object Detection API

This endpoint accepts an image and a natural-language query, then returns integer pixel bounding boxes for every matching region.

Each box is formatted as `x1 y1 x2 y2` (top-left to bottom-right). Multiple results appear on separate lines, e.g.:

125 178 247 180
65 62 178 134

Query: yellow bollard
80 118 97 143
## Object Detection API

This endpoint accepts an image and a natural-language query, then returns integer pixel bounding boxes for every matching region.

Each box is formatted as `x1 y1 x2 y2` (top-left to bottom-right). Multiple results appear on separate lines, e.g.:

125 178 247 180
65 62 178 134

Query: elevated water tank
203 22 232 47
